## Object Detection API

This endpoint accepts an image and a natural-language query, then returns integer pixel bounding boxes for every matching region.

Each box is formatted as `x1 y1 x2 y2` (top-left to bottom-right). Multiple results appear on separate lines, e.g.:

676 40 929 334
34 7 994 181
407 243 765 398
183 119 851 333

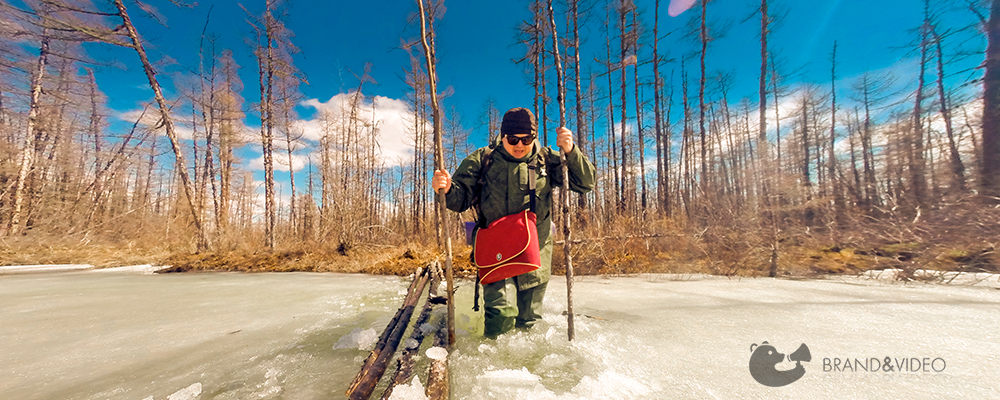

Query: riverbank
1 232 994 282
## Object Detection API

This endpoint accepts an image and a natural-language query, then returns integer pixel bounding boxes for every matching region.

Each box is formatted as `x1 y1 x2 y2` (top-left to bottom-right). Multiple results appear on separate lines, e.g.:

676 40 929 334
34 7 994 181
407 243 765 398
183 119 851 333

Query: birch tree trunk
4 33 48 237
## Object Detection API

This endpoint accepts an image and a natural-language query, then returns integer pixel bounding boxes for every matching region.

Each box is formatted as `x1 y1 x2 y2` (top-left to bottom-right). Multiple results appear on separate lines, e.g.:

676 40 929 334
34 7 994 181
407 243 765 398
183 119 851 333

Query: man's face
502 133 534 159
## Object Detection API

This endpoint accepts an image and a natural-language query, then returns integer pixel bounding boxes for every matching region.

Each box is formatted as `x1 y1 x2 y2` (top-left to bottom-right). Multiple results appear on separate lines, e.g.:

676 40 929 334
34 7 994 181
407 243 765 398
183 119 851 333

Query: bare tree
909 1 932 207
928 27 968 194
245 0 302 248
653 0 668 216
604 3 620 210
216 50 245 237
570 0 588 211
981 0 1000 202
631 4 647 213
829 41 844 225
445 105 470 170
113 0 208 250
849 71 896 212
618 0 633 213
3 27 48 237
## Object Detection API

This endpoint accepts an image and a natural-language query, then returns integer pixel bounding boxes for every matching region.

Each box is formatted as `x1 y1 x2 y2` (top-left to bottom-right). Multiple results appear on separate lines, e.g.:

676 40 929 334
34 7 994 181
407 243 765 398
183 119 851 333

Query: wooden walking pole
547 0 575 341
417 0 455 347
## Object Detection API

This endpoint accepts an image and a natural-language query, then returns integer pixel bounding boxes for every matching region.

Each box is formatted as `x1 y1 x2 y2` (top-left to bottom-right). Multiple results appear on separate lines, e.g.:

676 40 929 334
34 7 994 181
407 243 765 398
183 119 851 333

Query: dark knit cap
500 107 536 136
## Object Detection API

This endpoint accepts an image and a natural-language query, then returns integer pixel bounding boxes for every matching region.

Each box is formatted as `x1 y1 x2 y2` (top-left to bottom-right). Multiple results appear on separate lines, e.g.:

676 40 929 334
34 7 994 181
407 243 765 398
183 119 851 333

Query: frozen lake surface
1 269 998 399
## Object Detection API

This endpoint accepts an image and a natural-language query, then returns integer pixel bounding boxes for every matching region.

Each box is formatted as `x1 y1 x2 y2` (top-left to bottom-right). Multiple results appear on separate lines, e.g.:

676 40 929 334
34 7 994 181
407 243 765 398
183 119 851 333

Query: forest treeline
0 0 997 275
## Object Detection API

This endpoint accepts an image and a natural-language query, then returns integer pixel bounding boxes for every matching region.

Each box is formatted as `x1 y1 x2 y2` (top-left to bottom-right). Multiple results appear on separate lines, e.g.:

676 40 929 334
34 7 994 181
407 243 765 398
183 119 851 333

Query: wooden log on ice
346 267 430 399
378 264 443 400
425 315 449 399
346 267 424 393
428 260 442 296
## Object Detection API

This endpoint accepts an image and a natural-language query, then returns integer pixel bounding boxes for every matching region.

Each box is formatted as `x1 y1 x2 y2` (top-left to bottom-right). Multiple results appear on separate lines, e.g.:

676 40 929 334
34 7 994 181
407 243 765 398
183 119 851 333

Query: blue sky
77 0 985 199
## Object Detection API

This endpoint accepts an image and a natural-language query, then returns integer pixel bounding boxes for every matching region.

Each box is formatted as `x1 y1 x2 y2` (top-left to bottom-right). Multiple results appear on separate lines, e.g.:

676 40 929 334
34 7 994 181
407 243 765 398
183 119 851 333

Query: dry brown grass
3 201 994 279
0 237 174 268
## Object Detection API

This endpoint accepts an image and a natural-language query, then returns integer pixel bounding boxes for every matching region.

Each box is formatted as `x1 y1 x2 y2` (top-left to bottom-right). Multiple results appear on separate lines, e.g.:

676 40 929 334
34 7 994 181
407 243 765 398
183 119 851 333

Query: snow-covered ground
1 269 998 399
0 264 94 274
0 264 168 275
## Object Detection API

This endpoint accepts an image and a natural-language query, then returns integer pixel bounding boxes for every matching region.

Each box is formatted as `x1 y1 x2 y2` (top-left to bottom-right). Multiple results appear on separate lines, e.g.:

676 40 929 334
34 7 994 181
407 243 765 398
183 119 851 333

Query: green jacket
445 140 596 290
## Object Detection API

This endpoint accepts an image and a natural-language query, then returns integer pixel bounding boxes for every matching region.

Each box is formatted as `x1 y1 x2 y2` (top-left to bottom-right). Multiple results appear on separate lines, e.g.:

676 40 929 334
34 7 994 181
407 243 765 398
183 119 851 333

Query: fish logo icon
749 342 811 387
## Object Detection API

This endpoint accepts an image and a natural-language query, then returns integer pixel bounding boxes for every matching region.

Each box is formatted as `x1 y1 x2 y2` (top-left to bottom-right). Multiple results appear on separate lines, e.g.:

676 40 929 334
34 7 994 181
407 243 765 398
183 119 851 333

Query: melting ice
2 270 999 399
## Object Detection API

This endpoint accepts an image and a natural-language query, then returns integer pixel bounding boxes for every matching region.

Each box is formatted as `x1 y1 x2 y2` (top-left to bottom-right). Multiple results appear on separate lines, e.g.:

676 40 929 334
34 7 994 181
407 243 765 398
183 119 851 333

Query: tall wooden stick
417 0 455 347
547 0 575 341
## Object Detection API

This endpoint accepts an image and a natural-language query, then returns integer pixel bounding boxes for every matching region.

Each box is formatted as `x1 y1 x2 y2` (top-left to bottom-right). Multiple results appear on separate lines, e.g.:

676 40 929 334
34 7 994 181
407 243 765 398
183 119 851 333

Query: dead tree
618 0 633 213
570 0 588 211
247 1 278 249
653 0 667 217
217 50 244 236
245 0 303 248
4 30 48 237
113 0 208 250
829 42 844 225
910 2 932 207
983 0 1000 201
849 71 895 212
604 5 621 210
698 0 709 201
931 27 967 193
632 5 647 214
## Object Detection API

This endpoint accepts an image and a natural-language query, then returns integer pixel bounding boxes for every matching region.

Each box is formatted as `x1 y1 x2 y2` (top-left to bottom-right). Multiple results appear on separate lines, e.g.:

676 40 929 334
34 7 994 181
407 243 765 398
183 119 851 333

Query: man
431 107 596 338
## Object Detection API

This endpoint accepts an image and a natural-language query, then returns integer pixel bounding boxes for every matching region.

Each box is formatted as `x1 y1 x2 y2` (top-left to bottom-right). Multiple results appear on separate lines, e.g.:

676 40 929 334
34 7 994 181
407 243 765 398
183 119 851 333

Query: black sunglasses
504 135 535 146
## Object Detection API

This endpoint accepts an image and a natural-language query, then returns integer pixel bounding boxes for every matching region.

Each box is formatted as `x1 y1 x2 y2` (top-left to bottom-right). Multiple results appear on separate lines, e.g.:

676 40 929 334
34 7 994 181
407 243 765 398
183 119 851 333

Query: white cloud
245 178 303 220
116 107 258 144
247 151 312 172
298 92 418 167
116 91 419 173
117 107 196 140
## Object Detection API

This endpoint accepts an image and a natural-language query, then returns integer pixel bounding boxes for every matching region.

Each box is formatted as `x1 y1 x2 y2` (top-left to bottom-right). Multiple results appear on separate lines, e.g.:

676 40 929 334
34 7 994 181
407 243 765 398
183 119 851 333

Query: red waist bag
473 210 541 285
